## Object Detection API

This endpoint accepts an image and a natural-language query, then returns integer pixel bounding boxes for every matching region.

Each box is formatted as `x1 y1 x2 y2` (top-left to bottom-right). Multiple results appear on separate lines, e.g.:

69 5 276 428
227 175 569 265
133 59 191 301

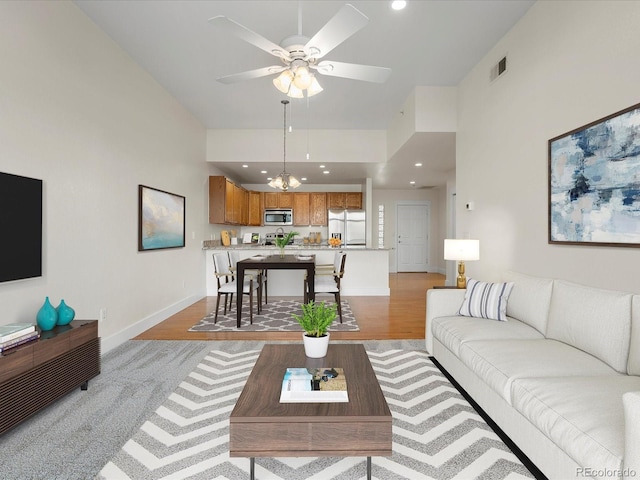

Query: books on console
0 323 36 344
0 330 40 353
279 367 348 403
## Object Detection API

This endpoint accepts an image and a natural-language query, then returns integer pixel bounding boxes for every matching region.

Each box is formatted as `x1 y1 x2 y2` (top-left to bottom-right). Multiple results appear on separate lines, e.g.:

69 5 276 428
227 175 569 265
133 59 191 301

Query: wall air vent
490 55 508 82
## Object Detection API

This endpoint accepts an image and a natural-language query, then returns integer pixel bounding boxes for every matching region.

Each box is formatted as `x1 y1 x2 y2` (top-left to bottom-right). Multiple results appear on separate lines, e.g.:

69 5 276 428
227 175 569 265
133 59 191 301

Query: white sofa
426 271 640 480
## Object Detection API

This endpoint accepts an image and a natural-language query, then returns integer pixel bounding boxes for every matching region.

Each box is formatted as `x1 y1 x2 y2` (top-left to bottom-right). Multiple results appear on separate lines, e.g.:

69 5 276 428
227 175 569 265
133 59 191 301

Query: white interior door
396 203 430 272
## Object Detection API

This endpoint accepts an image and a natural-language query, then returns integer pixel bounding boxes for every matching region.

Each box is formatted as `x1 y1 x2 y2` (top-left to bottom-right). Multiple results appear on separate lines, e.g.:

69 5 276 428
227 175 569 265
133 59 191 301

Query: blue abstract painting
549 103 640 247
138 185 185 251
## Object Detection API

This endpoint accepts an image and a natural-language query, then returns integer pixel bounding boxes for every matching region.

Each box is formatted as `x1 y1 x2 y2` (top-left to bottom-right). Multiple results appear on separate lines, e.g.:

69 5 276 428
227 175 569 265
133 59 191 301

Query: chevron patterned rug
189 299 359 332
96 350 534 480
97 347 535 480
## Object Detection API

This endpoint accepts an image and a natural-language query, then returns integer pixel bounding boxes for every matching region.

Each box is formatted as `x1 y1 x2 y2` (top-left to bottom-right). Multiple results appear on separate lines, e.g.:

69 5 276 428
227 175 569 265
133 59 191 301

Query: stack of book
0 323 40 354
279 367 348 403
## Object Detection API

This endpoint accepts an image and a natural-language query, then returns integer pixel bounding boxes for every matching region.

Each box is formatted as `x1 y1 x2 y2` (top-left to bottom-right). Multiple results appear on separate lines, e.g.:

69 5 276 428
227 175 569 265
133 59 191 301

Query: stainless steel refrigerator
328 209 366 246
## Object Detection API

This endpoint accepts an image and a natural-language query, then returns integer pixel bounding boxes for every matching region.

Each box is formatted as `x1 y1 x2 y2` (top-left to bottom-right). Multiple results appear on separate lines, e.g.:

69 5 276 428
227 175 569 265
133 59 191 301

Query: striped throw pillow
458 278 514 321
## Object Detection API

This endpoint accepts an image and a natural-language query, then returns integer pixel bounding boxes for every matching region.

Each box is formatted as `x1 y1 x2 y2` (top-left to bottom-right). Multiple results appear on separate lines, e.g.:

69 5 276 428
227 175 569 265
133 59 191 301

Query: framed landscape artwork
549 102 640 247
138 185 186 251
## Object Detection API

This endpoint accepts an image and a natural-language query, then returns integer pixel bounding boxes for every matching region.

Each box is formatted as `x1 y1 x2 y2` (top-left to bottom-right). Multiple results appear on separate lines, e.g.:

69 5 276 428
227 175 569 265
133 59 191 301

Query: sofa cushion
511 376 640 475
628 295 640 376
502 271 554 334
458 278 514 321
459 339 620 403
431 315 543 357
547 280 632 374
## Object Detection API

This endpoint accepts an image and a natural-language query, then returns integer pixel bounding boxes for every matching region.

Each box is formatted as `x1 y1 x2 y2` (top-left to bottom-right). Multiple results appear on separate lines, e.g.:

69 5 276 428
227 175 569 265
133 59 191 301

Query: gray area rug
189 298 359 332
97 343 535 479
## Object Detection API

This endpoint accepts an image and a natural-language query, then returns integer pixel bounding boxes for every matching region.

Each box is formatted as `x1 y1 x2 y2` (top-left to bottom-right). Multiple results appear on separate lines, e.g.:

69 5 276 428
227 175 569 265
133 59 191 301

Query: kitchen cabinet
310 192 327 225
209 176 247 225
211 178 357 226
328 192 362 210
293 193 310 226
294 193 327 226
264 192 293 209
248 191 262 226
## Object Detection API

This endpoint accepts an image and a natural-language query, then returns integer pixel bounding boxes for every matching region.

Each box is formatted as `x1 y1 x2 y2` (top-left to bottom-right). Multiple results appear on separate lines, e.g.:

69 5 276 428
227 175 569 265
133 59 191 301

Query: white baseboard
101 293 204 353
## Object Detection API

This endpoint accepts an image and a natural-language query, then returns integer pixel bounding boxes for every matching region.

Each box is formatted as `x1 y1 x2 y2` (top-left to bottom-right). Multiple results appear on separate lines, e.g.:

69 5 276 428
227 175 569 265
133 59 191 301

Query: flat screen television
0 172 43 283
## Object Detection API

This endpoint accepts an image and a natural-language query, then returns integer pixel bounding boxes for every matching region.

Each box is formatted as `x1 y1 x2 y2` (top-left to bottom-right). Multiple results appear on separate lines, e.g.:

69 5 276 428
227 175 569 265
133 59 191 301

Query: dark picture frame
548 102 640 247
138 185 186 251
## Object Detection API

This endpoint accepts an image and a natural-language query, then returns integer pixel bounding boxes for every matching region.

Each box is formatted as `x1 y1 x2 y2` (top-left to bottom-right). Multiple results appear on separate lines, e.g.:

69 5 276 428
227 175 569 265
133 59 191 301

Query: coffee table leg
367 456 372 479
250 457 255 480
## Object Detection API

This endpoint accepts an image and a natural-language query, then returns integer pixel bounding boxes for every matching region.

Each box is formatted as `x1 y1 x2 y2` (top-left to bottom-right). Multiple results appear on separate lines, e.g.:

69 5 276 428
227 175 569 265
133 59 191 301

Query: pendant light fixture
269 100 301 191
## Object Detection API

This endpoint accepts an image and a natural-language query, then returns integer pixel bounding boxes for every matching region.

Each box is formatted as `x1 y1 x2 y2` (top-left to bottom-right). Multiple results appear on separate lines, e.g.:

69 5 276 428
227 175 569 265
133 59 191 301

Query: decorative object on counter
189 299 358 333
55 299 75 326
220 230 231 246
274 231 299 258
292 300 337 358
444 239 480 289
328 237 342 248
268 100 301 191
36 296 58 331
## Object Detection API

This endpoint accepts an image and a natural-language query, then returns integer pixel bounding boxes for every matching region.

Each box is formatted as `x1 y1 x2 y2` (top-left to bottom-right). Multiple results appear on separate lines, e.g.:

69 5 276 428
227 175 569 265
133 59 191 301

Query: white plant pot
303 333 330 358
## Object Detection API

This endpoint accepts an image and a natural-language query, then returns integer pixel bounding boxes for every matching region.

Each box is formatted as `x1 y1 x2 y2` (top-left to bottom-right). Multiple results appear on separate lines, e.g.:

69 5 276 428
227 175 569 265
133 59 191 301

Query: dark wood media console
0 319 100 435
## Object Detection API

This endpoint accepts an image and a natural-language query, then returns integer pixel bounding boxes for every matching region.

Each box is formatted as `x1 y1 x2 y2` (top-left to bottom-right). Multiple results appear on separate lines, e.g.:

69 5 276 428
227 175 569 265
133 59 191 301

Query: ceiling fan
209 3 392 97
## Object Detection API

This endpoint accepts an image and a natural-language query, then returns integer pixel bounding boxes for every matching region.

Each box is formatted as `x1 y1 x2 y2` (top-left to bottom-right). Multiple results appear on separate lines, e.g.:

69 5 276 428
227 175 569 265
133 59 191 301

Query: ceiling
74 0 534 189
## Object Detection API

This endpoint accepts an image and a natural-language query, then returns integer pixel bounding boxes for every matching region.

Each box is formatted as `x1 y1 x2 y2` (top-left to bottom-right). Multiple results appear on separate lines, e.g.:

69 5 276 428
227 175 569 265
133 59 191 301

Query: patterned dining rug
96 346 537 479
188 298 359 332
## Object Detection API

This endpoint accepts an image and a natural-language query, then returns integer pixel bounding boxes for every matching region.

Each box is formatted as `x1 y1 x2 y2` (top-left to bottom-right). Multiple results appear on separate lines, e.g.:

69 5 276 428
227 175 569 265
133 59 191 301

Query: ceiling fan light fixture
307 76 323 97
273 70 293 93
287 83 304 98
293 65 313 89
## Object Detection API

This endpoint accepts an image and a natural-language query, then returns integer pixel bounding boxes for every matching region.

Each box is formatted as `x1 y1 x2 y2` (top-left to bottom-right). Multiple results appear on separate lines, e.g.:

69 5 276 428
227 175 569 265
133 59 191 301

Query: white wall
456 0 640 292
207 129 386 164
0 1 209 350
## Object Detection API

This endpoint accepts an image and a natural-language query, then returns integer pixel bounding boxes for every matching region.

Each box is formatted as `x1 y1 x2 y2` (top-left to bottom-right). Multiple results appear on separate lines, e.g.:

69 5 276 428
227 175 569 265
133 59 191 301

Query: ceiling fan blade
209 16 290 59
217 65 286 84
304 4 368 59
316 61 392 83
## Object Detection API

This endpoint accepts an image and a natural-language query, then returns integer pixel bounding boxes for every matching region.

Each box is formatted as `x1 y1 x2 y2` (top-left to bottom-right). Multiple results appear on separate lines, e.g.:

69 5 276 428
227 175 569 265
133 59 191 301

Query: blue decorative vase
56 299 75 326
36 296 58 331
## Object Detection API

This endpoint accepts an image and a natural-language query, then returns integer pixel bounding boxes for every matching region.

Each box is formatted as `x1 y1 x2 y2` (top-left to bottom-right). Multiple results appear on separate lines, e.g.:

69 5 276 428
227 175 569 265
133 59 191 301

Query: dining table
236 254 316 328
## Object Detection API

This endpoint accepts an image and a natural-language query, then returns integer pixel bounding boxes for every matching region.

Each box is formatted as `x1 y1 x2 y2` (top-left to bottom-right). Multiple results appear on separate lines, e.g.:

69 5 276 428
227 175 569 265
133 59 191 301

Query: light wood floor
135 272 445 341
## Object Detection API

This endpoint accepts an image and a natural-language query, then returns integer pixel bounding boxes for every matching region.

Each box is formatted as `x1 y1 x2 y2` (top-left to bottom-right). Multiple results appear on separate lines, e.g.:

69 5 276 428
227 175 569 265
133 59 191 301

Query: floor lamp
444 239 480 289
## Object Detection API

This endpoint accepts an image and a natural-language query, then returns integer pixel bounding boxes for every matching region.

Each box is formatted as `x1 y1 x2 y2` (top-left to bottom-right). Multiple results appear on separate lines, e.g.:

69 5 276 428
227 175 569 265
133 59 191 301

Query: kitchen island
204 245 390 297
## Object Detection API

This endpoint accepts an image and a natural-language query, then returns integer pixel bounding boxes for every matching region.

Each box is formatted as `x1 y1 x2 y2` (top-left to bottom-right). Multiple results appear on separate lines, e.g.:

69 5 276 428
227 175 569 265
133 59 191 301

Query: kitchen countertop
205 243 390 296
202 243 387 251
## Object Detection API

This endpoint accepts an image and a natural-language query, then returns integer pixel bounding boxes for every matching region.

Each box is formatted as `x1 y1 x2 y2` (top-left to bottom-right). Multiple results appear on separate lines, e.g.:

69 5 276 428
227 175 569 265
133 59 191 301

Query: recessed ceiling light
410 181 416 185
415 163 422 167
261 170 267 174
319 165 325 168
242 164 248 168
391 0 406 11
301 177 307 181
267 177 272 181
323 171 330 174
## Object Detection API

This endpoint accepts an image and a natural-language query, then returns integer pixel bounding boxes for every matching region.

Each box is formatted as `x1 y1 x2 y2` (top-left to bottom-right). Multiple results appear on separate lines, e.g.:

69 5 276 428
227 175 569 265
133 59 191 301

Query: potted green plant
274 231 298 258
292 300 337 358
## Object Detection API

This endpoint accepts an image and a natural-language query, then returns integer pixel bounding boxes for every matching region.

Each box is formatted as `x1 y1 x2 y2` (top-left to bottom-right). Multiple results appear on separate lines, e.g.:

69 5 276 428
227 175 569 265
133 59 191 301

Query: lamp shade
444 239 480 261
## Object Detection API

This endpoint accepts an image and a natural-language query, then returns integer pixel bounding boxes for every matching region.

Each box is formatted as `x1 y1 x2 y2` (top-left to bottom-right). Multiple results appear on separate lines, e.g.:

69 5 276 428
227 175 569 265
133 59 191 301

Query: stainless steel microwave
264 208 293 226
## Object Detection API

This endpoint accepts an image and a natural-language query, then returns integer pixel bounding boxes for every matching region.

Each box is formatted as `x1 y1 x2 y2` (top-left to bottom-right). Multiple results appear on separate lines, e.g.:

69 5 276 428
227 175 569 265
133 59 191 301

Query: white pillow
458 278 514 321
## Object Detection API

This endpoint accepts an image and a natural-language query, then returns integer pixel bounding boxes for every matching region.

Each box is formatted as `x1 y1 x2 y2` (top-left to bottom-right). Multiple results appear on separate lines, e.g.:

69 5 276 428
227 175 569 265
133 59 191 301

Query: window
378 204 385 248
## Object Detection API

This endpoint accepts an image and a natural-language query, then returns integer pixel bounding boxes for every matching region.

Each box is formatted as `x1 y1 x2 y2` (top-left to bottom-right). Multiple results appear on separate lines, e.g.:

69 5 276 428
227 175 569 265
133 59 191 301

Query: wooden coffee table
230 343 392 479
